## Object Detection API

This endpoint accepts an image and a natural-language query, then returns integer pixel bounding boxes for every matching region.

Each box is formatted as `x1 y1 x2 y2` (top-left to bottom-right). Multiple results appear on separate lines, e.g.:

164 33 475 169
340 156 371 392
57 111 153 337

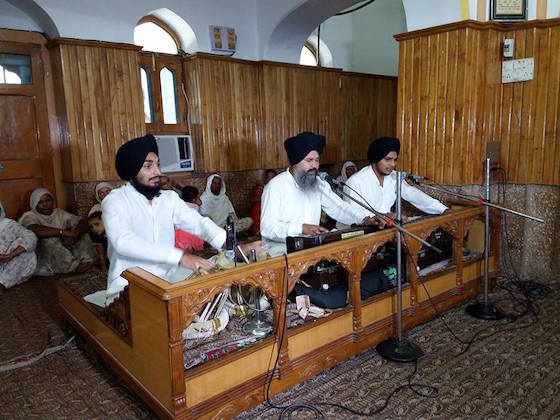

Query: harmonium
286 225 379 253
287 226 380 290
285 222 455 290
416 228 453 269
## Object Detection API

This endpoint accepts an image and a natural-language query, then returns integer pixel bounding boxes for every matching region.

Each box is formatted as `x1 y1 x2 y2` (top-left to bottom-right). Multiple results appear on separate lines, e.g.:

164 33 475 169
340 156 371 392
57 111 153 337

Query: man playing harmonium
342 137 449 220
100 134 262 305
260 131 380 309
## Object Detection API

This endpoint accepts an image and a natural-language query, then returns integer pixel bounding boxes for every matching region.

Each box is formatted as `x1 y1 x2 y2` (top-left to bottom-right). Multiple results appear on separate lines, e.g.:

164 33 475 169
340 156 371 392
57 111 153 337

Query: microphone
318 172 341 188
225 215 236 261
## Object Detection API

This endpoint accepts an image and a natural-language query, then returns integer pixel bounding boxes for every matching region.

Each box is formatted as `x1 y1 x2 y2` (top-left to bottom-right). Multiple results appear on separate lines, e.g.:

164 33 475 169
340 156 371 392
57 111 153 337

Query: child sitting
174 186 204 252
181 185 203 210
87 211 108 271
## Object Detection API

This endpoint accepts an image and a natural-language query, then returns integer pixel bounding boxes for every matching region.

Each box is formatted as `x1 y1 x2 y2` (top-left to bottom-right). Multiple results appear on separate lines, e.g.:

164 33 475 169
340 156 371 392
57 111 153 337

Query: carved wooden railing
120 206 493 414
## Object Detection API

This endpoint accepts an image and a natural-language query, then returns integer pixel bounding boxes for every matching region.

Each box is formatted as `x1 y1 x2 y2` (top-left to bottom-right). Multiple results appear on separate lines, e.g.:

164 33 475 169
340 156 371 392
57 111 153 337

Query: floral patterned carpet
0 272 558 419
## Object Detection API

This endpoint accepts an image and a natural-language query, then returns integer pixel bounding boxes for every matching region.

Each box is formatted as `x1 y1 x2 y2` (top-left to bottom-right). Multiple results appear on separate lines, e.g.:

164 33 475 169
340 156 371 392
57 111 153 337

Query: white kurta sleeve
102 194 183 266
401 180 447 214
171 194 226 250
319 180 370 225
260 181 302 241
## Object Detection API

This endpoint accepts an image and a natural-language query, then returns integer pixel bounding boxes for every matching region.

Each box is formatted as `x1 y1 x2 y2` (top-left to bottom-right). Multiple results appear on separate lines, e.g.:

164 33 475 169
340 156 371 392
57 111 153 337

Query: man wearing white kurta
100 134 260 305
261 135 373 256
343 137 447 221
260 132 378 308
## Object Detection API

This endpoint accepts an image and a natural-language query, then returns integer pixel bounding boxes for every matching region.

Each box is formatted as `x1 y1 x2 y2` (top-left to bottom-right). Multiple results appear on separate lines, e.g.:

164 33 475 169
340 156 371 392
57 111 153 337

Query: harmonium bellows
286 225 379 253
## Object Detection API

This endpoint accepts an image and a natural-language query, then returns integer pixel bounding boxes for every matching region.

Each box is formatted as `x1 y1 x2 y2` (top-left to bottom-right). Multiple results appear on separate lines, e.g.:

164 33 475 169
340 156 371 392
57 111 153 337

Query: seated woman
200 174 253 233
335 161 357 195
88 182 113 216
0 201 37 290
19 188 97 275
250 169 277 235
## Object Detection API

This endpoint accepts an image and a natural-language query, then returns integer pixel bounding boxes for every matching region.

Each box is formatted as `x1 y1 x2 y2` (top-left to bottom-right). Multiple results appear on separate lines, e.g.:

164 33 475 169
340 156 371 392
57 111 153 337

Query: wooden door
0 40 55 219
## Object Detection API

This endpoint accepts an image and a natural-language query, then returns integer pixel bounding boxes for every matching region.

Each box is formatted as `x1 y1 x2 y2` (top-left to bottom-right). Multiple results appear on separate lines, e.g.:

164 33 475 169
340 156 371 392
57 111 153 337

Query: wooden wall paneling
418 36 431 180
504 29 526 183
434 31 448 183
474 28 489 184
544 27 560 185
517 28 536 184
49 44 72 181
261 63 343 168
183 58 205 171
443 30 458 183
49 40 144 181
183 55 262 172
341 73 397 162
398 19 560 186
409 37 422 176
496 29 514 178
452 29 467 184
531 26 551 183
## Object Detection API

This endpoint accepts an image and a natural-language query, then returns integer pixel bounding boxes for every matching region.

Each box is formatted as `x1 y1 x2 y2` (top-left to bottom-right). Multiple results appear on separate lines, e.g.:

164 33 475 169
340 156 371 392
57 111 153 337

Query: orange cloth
174 229 204 252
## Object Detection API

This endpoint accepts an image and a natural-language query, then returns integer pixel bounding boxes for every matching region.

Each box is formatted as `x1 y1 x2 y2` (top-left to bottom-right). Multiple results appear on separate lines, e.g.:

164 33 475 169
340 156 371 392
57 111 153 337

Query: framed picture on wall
490 0 527 21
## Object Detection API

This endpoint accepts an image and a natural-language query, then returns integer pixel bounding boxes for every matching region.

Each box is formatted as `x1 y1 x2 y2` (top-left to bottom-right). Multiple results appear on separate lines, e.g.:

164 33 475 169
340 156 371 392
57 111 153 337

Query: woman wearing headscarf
337 161 357 184
0 201 37 289
334 161 357 198
199 174 253 233
19 188 97 275
88 182 113 217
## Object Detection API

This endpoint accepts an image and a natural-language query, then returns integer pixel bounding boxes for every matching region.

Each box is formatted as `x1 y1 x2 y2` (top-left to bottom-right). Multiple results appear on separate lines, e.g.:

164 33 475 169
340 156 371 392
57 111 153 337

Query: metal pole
396 171 403 341
376 171 423 362
484 158 490 305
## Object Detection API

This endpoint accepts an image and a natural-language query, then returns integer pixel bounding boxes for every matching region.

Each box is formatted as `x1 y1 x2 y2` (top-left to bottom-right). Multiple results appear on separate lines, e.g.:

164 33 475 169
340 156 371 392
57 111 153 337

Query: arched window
140 67 154 123
134 16 180 54
160 67 178 124
135 15 187 132
299 42 319 66
299 34 334 68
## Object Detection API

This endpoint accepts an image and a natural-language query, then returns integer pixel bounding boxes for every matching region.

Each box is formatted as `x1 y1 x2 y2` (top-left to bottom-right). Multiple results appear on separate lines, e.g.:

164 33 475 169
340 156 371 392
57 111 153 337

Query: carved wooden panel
102 286 132 343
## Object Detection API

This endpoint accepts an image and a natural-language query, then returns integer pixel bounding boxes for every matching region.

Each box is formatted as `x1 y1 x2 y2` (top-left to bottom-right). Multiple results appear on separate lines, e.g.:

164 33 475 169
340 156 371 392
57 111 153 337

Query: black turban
367 137 400 163
115 134 159 181
284 132 326 165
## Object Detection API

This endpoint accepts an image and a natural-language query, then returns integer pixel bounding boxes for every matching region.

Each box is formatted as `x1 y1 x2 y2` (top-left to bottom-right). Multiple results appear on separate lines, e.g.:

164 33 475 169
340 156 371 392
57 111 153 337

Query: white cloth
260 169 370 255
343 165 447 215
0 207 38 288
102 183 226 304
200 174 236 227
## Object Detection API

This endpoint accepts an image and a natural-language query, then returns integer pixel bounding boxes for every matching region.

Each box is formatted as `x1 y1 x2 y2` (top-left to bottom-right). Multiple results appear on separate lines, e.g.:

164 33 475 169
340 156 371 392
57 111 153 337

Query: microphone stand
375 171 423 362
327 177 442 253
409 158 544 320
242 249 273 337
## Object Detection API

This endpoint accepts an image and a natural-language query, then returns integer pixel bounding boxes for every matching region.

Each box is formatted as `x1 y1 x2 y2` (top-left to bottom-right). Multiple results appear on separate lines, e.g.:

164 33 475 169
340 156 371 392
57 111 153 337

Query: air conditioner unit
154 134 194 172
